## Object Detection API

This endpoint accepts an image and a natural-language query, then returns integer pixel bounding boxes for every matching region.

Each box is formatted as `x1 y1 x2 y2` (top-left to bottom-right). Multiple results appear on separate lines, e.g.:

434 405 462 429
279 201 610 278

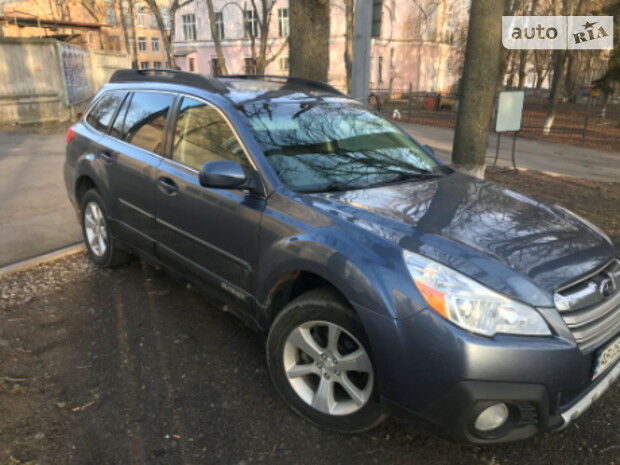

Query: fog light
474 403 509 432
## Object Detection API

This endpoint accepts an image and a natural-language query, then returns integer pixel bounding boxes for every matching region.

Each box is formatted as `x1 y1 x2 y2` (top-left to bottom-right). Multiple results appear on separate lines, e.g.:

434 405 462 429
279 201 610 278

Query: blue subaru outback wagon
64 69 619 444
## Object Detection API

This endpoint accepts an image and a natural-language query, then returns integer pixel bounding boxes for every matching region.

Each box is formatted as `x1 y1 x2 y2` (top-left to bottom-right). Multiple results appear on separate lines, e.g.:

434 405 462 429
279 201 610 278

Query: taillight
66 127 75 143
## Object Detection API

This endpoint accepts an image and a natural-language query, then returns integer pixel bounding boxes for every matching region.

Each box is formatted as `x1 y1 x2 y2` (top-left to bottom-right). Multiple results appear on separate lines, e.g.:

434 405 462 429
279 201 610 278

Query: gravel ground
1 169 619 465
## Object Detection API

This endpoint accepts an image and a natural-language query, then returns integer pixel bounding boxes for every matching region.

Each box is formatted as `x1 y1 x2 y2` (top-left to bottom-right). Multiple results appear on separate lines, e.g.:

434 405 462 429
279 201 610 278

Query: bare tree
343 0 354 94
144 0 174 67
205 0 228 74
289 0 330 81
451 0 505 178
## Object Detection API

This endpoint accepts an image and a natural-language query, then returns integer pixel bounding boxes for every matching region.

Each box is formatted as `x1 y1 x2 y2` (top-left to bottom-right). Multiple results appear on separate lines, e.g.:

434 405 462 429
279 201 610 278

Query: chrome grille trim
553 259 620 351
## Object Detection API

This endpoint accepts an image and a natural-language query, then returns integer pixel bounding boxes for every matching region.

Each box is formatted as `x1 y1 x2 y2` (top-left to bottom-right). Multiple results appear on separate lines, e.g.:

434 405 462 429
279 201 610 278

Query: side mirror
199 160 246 189
422 144 435 156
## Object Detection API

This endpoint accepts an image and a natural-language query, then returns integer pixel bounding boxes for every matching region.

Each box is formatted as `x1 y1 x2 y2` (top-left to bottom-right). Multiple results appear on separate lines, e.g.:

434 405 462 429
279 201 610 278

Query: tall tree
542 0 580 134
451 0 505 178
343 0 354 93
144 0 174 67
242 0 288 74
127 0 139 68
289 0 330 81
168 0 193 69
205 0 228 74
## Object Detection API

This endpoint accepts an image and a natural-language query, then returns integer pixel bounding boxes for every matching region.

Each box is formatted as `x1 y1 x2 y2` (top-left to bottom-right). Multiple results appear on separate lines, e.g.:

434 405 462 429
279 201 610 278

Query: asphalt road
0 129 81 266
0 254 618 465
0 125 618 266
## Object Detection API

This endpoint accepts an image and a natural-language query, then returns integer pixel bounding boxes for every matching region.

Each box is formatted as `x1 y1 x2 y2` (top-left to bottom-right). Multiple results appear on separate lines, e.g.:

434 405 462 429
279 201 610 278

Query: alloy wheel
283 320 374 416
84 201 108 257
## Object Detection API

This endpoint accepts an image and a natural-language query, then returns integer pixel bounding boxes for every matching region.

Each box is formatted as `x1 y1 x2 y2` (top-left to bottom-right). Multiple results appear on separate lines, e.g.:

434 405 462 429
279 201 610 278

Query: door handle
158 177 178 195
99 151 114 163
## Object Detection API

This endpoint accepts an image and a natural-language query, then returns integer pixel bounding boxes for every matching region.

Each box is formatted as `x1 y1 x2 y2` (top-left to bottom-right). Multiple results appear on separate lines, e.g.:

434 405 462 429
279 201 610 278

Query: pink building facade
172 0 466 94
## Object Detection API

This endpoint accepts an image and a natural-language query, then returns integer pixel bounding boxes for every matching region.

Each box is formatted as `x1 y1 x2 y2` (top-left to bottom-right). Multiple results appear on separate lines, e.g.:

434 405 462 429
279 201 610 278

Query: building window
138 37 147 52
109 35 121 51
165 61 170 68
136 6 145 27
105 2 116 25
244 57 256 75
149 10 157 28
278 8 288 37
378 56 383 83
153 61 162 69
211 58 223 75
279 56 289 72
151 37 160 52
160 6 170 29
215 12 224 40
182 14 196 40
140 61 149 69
243 9 259 39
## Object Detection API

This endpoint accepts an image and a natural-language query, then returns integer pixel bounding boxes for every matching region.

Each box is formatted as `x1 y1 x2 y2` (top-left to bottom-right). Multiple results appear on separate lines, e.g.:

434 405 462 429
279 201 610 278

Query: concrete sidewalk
0 130 82 266
399 122 620 183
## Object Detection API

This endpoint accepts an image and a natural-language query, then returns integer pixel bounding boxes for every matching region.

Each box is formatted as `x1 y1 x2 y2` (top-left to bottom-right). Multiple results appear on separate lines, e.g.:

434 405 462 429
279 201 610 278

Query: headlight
403 250 551 337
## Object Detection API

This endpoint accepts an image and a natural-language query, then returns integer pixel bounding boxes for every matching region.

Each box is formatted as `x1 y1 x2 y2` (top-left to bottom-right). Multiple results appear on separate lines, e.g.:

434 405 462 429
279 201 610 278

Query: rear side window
86 92 125 133
172 97 249 171
112 91 175 154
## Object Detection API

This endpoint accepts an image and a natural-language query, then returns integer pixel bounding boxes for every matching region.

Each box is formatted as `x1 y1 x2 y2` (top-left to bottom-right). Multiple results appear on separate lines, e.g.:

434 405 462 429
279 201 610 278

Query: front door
155 96 265 312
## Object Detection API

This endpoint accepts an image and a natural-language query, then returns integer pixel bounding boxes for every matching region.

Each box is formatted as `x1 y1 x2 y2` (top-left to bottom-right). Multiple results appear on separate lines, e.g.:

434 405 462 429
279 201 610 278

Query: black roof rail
221 74 345 96
109 68 228 93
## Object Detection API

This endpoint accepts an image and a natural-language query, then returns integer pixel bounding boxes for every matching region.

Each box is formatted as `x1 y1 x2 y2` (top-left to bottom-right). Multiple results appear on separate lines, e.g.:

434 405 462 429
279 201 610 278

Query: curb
0 243 85 277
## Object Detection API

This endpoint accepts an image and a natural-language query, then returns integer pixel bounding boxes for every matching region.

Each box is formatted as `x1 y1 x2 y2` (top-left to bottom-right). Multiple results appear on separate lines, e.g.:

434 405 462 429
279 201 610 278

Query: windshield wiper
364 171 444 189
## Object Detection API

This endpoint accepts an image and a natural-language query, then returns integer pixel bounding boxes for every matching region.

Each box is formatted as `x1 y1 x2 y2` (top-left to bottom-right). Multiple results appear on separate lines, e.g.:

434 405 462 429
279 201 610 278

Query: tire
80 189 131 268
266 287 385 433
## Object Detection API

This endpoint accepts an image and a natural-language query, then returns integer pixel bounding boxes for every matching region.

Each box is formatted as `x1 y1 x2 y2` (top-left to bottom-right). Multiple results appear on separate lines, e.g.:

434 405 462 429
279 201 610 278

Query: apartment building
172 0 467 93
0 0 171 68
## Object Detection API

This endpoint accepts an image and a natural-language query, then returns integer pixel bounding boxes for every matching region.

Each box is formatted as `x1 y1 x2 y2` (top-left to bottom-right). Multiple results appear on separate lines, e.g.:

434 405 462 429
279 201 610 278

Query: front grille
554 259 620 351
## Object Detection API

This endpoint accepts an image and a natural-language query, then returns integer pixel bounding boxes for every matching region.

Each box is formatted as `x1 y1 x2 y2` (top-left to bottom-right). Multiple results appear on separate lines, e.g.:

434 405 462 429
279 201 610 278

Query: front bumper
354 303 618 444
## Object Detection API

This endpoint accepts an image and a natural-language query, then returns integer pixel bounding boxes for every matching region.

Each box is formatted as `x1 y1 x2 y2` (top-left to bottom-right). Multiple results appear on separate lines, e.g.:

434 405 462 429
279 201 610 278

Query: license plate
593 335 620 380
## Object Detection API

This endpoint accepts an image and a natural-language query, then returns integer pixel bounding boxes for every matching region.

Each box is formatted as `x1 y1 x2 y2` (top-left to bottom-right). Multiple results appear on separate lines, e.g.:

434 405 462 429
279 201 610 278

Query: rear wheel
266 288 385 432
80 189 130 268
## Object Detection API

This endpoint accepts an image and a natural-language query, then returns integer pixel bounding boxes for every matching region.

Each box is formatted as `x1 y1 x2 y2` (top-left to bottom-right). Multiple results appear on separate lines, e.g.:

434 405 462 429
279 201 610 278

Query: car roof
109 69 348 107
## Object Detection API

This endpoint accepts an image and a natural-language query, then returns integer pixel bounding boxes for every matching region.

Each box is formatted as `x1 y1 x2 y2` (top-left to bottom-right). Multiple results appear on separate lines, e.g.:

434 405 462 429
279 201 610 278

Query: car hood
314 173 615 304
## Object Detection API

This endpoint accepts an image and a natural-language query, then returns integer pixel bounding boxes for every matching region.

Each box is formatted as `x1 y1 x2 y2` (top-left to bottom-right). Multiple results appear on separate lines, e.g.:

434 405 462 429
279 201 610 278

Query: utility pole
351 0 372 104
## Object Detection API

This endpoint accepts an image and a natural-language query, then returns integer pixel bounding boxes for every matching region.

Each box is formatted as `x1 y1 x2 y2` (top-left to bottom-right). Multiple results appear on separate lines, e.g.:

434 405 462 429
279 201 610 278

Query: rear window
86 91 125 133
110 91 175 154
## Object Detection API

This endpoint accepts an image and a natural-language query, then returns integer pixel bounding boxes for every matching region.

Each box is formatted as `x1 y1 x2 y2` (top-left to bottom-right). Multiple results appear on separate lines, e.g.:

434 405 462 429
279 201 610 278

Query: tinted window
116 92 174 154
86 92 125 133
239 101 443 192
172 97 248 171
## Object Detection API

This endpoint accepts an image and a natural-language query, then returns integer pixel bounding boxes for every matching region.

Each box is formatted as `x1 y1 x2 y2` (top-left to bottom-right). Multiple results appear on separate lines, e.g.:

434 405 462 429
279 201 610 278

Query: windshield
239 100 444 192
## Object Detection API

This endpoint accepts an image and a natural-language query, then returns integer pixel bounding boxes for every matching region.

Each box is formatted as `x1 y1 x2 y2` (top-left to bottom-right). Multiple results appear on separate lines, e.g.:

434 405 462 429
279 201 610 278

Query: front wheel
80 189 130 268
266 288 385 432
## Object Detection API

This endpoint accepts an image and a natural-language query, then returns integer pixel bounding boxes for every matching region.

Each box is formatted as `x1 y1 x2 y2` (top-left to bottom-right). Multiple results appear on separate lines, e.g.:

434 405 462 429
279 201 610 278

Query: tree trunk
144 0 174 68
289 0 330 81
127 0 139 68
344 0 354 94
205 0 228 74
518 49 528 89
119 0 131 59
542 49 567 135
451 0 504 178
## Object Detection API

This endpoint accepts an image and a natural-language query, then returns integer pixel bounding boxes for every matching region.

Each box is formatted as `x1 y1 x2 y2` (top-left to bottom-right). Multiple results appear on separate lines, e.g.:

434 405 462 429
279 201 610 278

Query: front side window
86 91 125 133
182 14 196 40
278 8 288 37
172 97 249 172
243 9 259 38
151 37 160 52
112 92 174 154
138 37 147 52
240 101 443 192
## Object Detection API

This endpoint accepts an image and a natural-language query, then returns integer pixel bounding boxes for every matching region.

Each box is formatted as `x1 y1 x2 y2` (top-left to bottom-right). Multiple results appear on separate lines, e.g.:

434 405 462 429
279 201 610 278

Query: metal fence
369 87 620 152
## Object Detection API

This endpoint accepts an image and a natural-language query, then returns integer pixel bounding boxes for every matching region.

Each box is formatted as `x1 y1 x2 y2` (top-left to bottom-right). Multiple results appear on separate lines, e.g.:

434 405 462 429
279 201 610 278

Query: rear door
101 90 176 251
154 95 265 313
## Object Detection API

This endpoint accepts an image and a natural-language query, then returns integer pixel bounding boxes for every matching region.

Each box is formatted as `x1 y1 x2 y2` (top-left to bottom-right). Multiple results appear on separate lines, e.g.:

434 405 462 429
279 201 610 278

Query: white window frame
138 37 147 52
182 14 196 40
243 9 259 39
136 6 146 27
151 37 160 52
215 12 224 40
278 8 288 37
